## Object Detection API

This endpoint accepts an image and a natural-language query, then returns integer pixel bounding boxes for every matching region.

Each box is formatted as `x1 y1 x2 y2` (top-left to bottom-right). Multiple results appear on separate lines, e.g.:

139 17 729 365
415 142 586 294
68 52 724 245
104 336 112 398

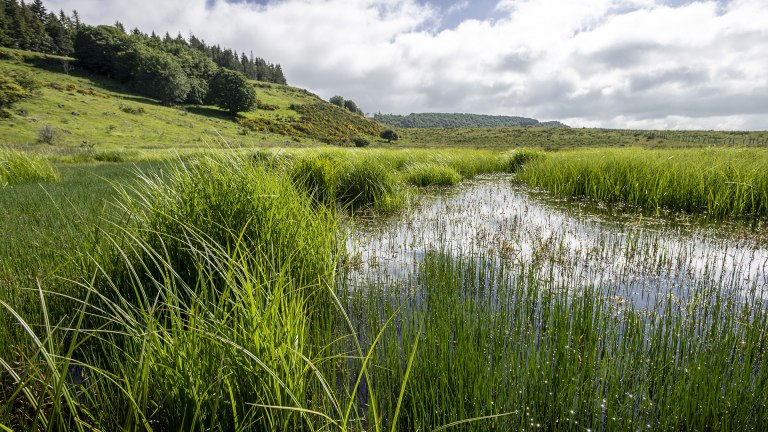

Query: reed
516 147 768 217
348 249 768 430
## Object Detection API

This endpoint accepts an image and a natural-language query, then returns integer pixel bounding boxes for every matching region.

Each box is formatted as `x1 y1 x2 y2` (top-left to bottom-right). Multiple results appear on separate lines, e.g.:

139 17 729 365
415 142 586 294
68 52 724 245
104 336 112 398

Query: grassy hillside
374 112 569 128
385 125 768 149
1 47 765 157
0 48 380 154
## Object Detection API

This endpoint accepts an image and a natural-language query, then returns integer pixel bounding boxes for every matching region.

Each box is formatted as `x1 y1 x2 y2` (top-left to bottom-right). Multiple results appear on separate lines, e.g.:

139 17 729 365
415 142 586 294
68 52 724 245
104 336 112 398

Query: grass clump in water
516 147 768 217
336 156 407 211
0 146 59 185
502 147 544 172
403 162 461 186
290 153 338 206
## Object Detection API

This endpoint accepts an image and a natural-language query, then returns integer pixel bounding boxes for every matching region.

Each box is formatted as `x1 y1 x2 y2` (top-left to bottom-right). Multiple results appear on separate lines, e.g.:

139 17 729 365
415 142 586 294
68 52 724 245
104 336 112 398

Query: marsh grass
348 249 768 430
403 162 461 186
502 147 544 172
0 146 59 185
516 147 768 217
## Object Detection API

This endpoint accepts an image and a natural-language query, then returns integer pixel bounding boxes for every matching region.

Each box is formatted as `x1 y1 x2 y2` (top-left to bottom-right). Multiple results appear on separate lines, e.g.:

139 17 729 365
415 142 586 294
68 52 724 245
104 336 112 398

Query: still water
347 175 768 307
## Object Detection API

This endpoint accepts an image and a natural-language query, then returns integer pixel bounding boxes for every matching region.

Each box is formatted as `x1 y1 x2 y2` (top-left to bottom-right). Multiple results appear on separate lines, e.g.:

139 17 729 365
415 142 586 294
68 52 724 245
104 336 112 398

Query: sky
46 0 768 129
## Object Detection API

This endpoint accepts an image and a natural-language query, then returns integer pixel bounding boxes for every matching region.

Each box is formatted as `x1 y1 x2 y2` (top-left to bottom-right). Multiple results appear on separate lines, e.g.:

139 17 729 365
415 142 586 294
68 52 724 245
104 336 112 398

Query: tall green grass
403 162 461 186
0 146 59 185
0 152 347 430
516 147 768 217
350 250 768 430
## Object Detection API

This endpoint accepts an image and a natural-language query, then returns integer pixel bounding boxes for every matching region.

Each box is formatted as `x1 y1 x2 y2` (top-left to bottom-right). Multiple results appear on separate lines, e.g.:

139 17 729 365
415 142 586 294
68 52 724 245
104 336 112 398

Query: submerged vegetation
0 145 767 430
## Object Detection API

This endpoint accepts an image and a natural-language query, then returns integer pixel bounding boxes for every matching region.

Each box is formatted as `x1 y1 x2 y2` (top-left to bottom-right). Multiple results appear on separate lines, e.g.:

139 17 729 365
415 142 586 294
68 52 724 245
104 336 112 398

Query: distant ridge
373 112 569 129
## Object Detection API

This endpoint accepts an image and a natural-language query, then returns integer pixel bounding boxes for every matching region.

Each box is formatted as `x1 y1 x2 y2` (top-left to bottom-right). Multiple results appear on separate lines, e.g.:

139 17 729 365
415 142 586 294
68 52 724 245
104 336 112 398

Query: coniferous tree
70 9 80 29
0 5 12 47
22 2 45 51
28 0 45 22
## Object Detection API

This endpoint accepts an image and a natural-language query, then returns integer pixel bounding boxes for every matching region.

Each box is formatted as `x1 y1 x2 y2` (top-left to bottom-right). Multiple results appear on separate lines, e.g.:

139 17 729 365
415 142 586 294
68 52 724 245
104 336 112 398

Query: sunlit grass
516 147 768 217
0 146 59 185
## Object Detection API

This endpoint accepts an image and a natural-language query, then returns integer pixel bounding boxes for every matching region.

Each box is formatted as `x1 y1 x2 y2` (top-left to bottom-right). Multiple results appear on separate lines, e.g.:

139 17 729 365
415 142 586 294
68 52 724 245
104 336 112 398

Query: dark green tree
329 95 344 108
122 44 190 105
207 68 256 115
0 4 12 47
70 9 80 29
28 0 45 22
44 12 71 55
7 0 31 49
344 99 358 113
352 135 371 147
74 25 126 74
380 128 399 143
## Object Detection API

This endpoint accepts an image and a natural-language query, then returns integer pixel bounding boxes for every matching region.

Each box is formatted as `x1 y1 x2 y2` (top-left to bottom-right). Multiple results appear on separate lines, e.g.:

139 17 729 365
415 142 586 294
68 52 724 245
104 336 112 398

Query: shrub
352 135 371 147
404 163 462 187
37 125 61 144
119 105 145 114
380 128 399 143
256 99 279 110
0 76 29 108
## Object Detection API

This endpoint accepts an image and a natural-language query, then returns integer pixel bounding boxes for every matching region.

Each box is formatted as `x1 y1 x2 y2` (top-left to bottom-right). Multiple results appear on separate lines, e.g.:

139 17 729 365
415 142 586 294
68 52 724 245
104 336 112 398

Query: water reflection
347 175 768 307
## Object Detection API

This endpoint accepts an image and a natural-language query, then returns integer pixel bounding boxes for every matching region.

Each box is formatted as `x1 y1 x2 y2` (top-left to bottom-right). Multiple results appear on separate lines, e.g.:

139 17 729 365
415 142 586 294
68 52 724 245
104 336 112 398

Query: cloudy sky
48 0 767 129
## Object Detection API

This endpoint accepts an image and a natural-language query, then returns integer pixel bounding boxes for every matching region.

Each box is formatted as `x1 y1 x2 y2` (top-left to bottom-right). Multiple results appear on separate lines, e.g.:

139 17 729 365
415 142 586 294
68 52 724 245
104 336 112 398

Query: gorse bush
0 147 59 185
516 147 768 216
0 66 39 109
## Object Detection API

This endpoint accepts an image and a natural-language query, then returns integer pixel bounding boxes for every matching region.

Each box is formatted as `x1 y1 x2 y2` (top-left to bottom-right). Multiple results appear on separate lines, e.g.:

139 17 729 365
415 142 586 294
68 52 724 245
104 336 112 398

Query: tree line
329 95 364 116
373 112 569 129
0 0 286 110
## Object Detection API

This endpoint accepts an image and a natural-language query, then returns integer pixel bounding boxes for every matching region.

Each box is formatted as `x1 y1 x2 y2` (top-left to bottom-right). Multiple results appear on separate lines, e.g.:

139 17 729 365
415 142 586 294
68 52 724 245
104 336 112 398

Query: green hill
0 48 380 153
374 112 569 128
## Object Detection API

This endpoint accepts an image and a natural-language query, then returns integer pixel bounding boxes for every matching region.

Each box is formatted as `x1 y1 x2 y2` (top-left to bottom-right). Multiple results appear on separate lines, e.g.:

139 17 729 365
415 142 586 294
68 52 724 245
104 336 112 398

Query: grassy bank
515 147 768 217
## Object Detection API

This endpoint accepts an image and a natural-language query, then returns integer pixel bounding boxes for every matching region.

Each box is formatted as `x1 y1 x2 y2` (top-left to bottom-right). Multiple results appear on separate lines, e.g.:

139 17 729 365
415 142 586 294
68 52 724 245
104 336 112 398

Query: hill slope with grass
373 112 569 128
0 48 381 155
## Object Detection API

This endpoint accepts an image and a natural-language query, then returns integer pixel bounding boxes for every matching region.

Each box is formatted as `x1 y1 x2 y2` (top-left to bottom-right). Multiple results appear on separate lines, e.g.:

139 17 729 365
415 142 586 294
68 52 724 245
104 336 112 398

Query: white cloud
46 0 768 129
446 1 469 15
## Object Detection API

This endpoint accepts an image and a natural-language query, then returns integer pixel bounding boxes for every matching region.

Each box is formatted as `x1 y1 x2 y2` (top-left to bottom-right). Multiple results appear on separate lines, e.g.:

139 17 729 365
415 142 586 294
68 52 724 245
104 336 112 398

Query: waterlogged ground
347 175 768 308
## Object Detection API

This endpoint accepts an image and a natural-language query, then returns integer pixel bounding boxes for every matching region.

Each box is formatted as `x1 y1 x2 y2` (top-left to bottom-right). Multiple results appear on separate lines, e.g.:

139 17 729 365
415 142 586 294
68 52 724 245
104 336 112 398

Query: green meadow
1 50 768 431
